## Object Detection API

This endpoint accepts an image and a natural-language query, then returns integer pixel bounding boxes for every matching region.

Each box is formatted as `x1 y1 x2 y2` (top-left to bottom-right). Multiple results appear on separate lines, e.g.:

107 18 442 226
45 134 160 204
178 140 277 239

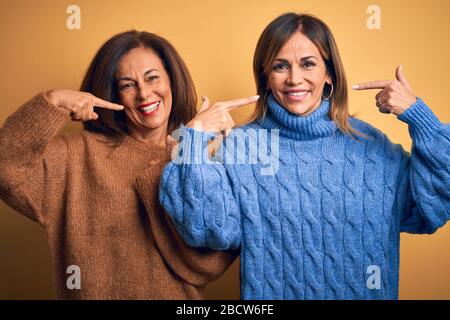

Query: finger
219 112 235 137
166 134 172 148
395 64 412 91
198 96 210 112
376 96 388 106
375 90 384 100
92 96 124 110
221 95 260 111
71 114 82 122
376 100 391 114
80 108 92 122
223 128 232 137
352 80 393 90
70 108 83 121
379 107 391 114
89 112 99 121
166 133 178 146
375 90 387 103
375 97 386 107
166 134 176 157
225 112 235 129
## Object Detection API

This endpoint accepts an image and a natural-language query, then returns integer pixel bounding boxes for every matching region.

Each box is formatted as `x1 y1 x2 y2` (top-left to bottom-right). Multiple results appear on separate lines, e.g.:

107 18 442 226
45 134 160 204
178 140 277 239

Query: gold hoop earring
323 83 334 100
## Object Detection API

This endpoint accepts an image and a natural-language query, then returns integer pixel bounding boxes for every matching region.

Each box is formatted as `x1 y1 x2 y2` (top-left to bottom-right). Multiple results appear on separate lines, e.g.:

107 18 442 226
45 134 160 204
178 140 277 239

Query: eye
146 74 160 82
120 82 135 91
303 61 317 69
273 63 289 71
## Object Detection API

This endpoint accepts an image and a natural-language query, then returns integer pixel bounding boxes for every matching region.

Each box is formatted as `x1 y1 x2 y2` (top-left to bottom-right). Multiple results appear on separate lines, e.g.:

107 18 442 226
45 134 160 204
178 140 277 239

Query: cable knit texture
160 93 450 300
0 93 237 299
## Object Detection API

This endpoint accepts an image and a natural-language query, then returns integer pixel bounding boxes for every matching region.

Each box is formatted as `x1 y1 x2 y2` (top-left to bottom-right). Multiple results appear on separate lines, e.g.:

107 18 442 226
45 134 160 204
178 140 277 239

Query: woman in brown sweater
0 30 237 299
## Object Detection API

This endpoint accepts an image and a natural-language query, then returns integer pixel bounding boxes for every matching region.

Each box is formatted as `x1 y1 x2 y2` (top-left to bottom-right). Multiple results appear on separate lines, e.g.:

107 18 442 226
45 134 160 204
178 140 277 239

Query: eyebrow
274 56 318 63
117 69 159 82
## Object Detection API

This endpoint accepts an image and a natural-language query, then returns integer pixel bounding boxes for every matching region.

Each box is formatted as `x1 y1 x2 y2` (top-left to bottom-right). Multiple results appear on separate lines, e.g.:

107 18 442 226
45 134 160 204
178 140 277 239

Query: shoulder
225 122 270 150
347 117 408 160
239 122 265 130
348 117 385 140
59 129 120 151
233 121 272 139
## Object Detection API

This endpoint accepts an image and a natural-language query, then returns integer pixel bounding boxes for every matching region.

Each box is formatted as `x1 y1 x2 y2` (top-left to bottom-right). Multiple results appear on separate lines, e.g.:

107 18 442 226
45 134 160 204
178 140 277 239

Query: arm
396 98 450 234
0 93 70 226
135 161 238 287
0 90 123 226
159 126 242 251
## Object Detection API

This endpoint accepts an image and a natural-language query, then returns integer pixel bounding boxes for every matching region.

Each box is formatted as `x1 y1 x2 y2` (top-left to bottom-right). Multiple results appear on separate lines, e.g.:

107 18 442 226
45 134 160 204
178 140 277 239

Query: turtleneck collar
257 93 337 140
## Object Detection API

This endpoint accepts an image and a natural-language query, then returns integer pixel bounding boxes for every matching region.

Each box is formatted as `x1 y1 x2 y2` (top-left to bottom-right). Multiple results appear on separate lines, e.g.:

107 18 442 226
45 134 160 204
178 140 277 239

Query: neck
257 94 336 140
128 124 168 147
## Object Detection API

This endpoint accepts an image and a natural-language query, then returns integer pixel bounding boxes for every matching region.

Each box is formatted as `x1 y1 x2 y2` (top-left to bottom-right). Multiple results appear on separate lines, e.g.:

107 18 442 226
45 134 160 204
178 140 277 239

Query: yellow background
0 0 449 299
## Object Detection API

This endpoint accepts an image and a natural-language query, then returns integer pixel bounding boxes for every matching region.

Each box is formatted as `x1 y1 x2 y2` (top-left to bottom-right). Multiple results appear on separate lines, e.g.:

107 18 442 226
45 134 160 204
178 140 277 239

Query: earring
323 82 334 100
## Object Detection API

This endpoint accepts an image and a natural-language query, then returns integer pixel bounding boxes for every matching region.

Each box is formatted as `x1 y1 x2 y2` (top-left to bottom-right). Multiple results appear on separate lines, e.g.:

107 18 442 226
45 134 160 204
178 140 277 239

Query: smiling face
267 31 331 116
116 47 172 138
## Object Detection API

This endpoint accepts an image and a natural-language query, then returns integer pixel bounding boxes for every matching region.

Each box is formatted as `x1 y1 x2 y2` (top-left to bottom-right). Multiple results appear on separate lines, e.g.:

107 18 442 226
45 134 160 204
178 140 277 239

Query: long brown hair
252 12 361 137
81 30 197 135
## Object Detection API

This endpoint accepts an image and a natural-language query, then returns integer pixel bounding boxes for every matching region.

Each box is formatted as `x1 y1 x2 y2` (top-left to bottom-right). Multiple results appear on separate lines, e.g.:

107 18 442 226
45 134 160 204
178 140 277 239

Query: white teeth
287 91 308 97
140 101 160 113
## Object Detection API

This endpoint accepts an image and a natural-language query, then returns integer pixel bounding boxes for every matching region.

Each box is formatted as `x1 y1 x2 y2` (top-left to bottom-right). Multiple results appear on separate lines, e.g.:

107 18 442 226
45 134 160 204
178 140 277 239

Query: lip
284 89 309 93
138 100 160 109
283 89 310 101
137 100 161 116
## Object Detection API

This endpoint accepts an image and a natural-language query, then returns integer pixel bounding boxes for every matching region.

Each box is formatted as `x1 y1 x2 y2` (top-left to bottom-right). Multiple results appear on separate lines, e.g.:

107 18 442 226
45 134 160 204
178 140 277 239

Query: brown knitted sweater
0 93 237 299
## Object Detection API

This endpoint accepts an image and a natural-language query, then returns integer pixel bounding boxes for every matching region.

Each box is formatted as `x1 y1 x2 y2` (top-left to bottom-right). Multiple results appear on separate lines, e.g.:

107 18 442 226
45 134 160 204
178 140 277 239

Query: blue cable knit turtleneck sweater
160 94 450 300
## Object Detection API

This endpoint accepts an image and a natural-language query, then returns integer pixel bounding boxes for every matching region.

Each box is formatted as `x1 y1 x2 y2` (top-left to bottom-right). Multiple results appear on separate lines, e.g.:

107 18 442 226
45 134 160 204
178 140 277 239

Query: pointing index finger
93 97 124 110
223 95 260 111
352 80 393 90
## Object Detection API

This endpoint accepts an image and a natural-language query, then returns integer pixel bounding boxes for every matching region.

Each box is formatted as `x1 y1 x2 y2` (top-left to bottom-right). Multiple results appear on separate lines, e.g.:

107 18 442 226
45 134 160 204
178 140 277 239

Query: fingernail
352 85 359 89
253 95 260 100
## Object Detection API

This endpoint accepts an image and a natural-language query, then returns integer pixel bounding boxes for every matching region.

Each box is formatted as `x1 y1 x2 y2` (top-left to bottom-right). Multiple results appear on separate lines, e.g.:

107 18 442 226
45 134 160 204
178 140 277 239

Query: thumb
395 64 412 90
166 134 178 158
198 96 210 113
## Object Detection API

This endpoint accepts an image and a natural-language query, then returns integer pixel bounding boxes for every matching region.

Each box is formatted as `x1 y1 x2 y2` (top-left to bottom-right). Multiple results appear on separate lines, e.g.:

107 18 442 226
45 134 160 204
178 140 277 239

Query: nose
286 64 304 86
137 82 151 101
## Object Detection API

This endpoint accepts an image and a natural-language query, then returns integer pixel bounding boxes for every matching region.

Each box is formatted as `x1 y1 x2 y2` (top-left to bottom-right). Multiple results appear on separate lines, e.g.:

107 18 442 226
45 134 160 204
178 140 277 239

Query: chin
284 102 312 116
142 122 162 130
287 98 323 116
143 118 168 130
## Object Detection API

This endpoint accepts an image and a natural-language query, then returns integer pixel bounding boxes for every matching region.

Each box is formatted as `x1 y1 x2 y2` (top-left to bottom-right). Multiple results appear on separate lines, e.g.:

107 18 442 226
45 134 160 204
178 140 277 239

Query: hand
44 89 124 122
352 65 417 116
186 95 260 136
165 134 178 160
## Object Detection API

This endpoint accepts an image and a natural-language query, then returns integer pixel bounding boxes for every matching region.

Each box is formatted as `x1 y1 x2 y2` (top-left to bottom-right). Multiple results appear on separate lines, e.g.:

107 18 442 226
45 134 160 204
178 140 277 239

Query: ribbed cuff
170 126 216 165
397 98 444 141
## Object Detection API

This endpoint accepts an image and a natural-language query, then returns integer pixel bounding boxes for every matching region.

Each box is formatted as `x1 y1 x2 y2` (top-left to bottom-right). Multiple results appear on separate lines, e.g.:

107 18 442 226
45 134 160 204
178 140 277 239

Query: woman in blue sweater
159 13 450 299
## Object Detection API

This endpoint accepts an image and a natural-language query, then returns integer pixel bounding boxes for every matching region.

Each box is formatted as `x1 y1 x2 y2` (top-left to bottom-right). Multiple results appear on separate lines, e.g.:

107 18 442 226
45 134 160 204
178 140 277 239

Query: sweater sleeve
159 126 242 251
0 93 70 227
134 161 238 287
396 98 450 234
